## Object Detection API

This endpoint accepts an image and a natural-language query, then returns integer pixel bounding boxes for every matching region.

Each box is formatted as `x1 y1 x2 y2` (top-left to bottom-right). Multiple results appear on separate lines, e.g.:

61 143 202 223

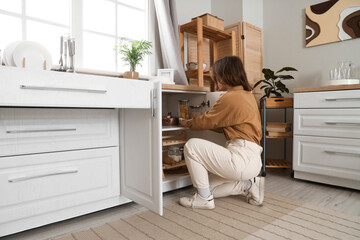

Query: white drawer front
294 109 360 139
0 67 152 108
0 108 118 156
293 136 360 181
0 147 120 224
294 90 360 109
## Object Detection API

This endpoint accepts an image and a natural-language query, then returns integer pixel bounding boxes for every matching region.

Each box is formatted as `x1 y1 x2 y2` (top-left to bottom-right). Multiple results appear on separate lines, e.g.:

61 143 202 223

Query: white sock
243 180 252 191
198 188 211 198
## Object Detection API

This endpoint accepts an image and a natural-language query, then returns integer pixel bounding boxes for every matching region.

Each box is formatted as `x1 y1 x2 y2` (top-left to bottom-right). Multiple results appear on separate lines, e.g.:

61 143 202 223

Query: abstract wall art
306 0 360 47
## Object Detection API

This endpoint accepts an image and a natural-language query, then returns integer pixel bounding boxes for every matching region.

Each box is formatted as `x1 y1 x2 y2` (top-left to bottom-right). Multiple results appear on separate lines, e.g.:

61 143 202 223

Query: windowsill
51 66 175 84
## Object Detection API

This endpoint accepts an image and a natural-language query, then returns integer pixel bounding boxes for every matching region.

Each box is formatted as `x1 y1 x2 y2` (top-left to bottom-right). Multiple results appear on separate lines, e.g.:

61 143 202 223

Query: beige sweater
188 86 262 145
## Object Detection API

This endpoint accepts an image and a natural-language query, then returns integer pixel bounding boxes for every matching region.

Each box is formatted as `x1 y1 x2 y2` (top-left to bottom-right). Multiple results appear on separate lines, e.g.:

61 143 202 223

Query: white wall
176 0 263 28
211 0 243 26
263 0 360 91
176 0 211 25
242 0 263 29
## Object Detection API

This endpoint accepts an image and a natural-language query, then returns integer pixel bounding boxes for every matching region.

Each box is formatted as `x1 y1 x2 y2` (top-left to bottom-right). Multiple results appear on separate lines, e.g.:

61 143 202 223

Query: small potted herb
115 37 152 79
254 67 298 100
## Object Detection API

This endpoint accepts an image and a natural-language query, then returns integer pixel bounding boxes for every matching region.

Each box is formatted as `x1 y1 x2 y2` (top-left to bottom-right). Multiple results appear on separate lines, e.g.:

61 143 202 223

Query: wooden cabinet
293 87 360 190
218 22 263 100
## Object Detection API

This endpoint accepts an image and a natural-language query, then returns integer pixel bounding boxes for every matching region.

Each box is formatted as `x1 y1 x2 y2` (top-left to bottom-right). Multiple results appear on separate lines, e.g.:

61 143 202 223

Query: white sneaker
179 193 215 209
246 177 265 205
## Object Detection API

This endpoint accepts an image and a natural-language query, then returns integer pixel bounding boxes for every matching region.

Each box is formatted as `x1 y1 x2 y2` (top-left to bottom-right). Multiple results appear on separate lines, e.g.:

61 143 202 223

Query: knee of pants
184 138 202 156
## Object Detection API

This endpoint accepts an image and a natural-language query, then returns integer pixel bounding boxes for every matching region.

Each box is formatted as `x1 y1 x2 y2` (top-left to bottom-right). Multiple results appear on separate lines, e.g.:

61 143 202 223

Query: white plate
3 41 21 66
12 41 52 70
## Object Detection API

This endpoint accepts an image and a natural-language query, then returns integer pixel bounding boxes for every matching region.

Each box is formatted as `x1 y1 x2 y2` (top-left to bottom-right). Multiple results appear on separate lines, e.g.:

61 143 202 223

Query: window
0 0 150 74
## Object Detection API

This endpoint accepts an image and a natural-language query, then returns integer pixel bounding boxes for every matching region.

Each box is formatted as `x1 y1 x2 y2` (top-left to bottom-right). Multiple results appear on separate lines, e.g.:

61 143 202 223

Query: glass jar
178 100 190 120
190 105 202 119
168 146 182 162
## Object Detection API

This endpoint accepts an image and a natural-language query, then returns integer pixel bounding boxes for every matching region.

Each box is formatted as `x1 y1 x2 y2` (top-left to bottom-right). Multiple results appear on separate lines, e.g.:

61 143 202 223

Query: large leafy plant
115 37 152 72
254 67 298 100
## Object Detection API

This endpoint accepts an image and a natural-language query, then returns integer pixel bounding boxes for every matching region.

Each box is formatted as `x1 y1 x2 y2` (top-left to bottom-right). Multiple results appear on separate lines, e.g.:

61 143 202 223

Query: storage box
192 13 224 31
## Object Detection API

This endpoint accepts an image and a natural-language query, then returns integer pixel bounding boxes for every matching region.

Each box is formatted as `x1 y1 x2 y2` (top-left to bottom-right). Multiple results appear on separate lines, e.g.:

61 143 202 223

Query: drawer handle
8 167 78 183
324 150 360 157
325 98 360 101
324 121 360 125
6 128 77 134
20 85 107 93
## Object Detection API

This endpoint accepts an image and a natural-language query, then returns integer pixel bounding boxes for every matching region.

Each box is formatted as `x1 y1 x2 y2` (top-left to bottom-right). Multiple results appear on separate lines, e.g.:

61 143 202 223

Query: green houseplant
115 37 152 79
254 67 298 100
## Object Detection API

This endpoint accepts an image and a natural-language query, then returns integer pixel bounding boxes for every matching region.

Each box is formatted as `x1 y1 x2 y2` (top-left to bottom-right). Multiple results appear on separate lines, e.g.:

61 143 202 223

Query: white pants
184 138 263 198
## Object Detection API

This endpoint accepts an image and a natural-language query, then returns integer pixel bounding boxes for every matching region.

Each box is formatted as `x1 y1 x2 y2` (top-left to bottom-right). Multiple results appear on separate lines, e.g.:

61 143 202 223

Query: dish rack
162 131 188 179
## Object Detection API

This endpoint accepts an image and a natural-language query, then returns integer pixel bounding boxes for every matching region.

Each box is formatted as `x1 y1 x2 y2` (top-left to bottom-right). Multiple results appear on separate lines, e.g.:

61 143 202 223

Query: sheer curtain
154 0 188 85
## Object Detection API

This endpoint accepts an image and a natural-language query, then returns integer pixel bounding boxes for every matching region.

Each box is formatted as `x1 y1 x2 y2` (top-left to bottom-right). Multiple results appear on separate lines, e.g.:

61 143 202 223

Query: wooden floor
3 168 360 240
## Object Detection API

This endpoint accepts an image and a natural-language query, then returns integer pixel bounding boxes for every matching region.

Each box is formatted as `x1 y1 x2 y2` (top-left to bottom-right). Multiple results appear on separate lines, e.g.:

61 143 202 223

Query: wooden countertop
293 84 360 93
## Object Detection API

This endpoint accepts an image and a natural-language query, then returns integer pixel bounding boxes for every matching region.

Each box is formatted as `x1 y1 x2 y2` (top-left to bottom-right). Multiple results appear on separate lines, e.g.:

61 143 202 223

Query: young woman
179 56 264 209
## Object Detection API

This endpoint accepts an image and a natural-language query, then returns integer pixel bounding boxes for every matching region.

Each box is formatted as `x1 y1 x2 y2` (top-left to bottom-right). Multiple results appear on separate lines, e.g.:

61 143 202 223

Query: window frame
0 0 155 74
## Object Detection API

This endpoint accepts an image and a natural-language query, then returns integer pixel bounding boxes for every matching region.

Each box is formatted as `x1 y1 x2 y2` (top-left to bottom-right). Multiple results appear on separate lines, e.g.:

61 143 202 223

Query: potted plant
253 67 298 100
115 37 152 79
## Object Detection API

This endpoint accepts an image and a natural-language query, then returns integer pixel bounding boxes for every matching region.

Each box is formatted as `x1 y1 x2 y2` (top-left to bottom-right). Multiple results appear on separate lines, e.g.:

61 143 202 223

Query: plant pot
123 71 139 79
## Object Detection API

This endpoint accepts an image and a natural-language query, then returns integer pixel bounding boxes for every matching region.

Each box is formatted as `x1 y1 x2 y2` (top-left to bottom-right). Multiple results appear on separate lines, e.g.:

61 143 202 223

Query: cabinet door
120 82 163 215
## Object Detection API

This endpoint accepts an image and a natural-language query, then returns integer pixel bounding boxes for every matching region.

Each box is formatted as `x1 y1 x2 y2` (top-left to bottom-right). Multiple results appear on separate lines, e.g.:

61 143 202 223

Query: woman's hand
179 119 190 127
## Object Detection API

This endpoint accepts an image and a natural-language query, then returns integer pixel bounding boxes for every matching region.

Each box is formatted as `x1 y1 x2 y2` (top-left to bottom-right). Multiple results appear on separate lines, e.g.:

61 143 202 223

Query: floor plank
3 169 359 240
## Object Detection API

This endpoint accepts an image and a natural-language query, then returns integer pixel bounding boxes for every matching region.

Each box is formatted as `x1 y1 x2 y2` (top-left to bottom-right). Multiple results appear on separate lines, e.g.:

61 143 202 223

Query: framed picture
306 0 360 47
157 69 174 83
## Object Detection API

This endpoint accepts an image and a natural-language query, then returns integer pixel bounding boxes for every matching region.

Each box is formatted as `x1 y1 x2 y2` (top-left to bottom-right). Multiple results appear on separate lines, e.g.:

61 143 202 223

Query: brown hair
211 56 252 91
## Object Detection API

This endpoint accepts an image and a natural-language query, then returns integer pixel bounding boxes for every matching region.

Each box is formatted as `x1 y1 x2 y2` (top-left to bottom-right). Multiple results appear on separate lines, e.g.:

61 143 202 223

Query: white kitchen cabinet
0 67 225 236
0 67 162 236
161 88 226 192
293 87 360 190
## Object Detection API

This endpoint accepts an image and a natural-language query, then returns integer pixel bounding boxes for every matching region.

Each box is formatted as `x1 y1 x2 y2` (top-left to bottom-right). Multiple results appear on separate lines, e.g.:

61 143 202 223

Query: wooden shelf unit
179 17 236 88
261 98 293 176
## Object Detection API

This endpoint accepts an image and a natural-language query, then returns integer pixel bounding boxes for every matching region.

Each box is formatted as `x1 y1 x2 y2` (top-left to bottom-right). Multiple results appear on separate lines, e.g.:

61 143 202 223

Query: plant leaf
262 68 275 80
276 67 298 73
253 80 263 89
277 75 294 80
